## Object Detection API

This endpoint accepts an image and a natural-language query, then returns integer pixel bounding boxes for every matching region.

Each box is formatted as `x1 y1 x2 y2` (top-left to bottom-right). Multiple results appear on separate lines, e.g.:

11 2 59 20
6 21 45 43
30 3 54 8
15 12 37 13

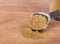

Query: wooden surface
0 0 60 44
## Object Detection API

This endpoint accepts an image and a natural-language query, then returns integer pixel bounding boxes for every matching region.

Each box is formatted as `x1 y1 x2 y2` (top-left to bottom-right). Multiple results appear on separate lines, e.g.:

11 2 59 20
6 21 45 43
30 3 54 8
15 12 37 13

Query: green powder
21 27 48 39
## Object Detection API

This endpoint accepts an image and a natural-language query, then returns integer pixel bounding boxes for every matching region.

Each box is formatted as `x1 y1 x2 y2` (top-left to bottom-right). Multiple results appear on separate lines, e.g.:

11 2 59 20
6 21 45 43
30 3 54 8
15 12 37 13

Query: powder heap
21 27 48 39
28 15 48 30
21 15 48 39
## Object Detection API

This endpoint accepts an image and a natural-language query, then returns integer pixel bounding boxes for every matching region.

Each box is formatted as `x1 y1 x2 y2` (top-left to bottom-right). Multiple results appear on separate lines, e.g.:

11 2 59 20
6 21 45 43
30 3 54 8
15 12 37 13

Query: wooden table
0 0 60 44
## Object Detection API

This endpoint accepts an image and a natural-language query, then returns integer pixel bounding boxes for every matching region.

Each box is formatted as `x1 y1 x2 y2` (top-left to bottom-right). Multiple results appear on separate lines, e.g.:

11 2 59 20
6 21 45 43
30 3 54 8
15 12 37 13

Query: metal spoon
31 9 60 30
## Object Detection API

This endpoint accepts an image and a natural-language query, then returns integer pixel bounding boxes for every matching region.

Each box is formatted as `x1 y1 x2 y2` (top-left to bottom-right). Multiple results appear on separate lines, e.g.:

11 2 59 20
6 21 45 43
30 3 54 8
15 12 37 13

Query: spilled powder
21 15 48 39
21 27 48 39
28 15 48 30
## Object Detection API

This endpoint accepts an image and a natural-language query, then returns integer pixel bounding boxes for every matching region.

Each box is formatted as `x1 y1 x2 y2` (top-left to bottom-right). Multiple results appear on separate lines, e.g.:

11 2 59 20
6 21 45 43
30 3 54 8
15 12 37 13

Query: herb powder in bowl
28 15 48 30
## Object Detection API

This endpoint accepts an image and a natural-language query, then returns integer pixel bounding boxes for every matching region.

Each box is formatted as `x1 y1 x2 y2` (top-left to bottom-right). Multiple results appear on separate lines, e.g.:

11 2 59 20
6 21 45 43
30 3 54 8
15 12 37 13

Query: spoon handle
49 9 60 19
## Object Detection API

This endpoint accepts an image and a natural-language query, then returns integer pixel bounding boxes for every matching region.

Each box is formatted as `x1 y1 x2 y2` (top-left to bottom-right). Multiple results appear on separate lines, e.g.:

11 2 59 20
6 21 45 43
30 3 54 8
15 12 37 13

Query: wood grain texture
0 0 60 44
